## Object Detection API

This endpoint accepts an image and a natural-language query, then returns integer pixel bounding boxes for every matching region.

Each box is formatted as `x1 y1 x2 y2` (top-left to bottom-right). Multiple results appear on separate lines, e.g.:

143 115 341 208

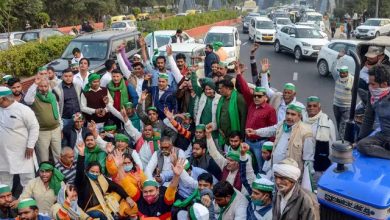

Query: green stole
218 191 237 220
107 79 129 108
84 146 107 173
173 188 200 208
36 91 59 120
216 89 240 145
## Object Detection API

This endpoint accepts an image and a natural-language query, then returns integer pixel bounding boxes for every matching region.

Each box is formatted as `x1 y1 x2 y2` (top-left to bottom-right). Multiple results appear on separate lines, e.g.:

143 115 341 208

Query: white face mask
369 87 390 97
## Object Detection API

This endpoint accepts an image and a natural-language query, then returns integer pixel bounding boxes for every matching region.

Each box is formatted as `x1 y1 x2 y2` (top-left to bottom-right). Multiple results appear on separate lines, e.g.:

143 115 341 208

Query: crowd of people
0 33 390 220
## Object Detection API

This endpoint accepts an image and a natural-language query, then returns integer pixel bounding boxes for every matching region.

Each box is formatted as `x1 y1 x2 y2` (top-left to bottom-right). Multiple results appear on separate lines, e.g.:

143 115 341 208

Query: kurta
0 101 39 174
200 97 213 125
19 177 62 215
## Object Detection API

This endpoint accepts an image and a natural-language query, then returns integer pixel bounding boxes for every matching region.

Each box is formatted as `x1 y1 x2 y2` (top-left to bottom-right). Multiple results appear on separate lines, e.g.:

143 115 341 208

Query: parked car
274 17 293 30
145 30 195 58
21 28 64 42
355 18 390 39
203 26 241 61
0 39 25 51
242 13 261 33
111 15 127 23
157 43 206 76
300 11 325 31
274 24 329 60
296 22 329 39
0 31 24 40
44 30 140 76
249 17 276 43
110 20 137 32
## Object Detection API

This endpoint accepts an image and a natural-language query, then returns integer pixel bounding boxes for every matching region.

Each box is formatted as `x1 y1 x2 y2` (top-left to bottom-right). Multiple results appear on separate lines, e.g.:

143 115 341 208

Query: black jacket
62 125 89 148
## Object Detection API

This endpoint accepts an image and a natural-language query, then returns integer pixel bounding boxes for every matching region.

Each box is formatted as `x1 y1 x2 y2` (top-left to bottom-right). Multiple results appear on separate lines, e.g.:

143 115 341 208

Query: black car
45 30 141 76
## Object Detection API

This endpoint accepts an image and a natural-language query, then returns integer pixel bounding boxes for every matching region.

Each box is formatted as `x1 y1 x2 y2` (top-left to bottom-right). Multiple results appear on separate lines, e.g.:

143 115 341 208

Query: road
238 28 336 122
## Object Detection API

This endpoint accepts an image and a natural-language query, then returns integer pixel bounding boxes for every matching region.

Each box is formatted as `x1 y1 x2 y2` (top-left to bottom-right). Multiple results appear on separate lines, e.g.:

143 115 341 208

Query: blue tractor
317 36 390 220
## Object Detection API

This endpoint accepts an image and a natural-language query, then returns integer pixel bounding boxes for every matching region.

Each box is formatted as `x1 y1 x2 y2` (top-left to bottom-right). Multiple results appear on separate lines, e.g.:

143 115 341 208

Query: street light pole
375 0 379 17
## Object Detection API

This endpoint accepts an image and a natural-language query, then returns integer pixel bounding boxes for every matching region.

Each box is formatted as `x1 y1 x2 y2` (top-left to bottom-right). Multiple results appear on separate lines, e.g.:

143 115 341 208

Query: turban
200 77 216 91
273 158 301 181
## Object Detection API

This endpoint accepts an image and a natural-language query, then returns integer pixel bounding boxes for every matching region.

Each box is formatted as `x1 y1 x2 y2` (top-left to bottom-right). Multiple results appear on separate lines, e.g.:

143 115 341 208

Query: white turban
273 158 301 181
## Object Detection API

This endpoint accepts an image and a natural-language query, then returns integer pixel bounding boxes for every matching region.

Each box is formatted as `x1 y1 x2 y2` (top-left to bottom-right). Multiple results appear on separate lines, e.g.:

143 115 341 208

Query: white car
274 17 293 31
0 31 25 40
111 20 137 32
158 43 206 77
0 39 25 51
242 13 261 33
300 11 325 31
145 30 195 58
203 26 241 61
274 25 329 60
296 22 329 39
249 17 276 43
316 40 360 78
355 18 390 39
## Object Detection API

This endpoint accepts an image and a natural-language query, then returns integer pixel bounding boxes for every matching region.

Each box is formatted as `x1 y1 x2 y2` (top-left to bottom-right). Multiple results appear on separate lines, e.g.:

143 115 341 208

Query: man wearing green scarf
216 79 247 146
107 69 130 111
213 180 248 219
82 133 107 175
19 161 65 215
24 76 61 163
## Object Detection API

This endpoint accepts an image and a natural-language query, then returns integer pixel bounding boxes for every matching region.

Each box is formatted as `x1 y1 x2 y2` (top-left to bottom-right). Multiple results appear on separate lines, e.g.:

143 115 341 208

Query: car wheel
294 46 302 60
317 59 329 76
375 31 380 38
356 36 360 39
274 40 281 53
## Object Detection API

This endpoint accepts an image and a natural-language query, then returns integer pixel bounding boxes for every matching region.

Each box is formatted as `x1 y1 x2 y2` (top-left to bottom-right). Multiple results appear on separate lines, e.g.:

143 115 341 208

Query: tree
36 12 50 28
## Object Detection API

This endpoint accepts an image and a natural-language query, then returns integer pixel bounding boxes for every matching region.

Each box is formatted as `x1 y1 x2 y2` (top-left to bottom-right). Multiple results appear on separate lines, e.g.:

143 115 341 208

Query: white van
203 26 241 61
249 17 276 43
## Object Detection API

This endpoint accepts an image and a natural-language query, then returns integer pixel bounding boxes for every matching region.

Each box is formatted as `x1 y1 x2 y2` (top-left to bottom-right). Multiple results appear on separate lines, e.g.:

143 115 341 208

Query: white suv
249 17 276 43
274 25 329 60
355 18 390 39
203 26 241 61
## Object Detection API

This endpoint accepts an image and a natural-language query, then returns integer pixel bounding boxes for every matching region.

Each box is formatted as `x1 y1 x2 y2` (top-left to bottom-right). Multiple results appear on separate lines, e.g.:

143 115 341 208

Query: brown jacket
273 185 320 220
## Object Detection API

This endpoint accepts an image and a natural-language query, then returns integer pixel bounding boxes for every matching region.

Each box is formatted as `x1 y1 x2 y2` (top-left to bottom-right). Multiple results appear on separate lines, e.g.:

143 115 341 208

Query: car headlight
229 51 235 57
256 31 262 35
302 42 311 47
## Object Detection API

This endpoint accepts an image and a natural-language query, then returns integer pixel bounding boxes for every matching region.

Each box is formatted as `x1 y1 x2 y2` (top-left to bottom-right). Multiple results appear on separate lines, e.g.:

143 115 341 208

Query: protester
47 66 61 89
171 29 184 43
73 58 91 89
62 112 88 149
55 147 77 184
17 198 51 220
6 77 26 105
71 48 83 65
0 184 17 218
213 180 248 219
100 59 117 87
204 44 220 78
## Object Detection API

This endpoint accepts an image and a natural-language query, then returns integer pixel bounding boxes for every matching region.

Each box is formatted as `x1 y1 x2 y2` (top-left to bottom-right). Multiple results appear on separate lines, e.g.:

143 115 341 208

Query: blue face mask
124 164 133 172
252 199 265 207
87 172 99 180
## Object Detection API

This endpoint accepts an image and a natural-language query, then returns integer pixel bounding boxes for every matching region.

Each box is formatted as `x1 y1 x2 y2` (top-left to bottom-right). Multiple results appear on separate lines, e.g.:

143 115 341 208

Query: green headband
196 124 206 131
115 133 129 142
306 96 320 103
143 180 159 188
284 83 296 91
0 185 11 194
38 67 47 72
39 162 54 171
287 103 303 113
124 102 133 109
338 66 348 72
262 142 273 151
103 125 117 131
252 181 274 192
159 73 169 80
254 86 267 94
226 151 240 162
147 106 158 112
18 198 37 210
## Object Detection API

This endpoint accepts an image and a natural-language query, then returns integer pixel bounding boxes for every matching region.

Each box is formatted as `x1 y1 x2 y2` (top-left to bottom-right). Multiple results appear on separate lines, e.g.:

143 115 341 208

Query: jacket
272 185 319 220
53 82 82 117
62 125 89 148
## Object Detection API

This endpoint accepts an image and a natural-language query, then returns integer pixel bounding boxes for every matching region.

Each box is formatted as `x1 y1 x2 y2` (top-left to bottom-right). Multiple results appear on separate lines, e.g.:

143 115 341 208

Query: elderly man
0 184 17 218
19 161 65 215
54 147 77 184
272 158 319 220
24 76 62 163
246 103 315 174
305 96 336 182
0 86 39 188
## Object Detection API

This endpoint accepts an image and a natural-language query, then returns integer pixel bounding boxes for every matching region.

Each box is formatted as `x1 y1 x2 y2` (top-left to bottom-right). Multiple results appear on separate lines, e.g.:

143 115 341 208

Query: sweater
32 98 60 131
82 88 110 123
333 75 354 108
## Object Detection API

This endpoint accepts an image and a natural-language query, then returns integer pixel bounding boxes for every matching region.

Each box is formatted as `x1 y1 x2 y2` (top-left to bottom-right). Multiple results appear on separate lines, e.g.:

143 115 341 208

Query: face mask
161 151 170 157
283 122 292 133
252 199 265 206
123 164 133 172
87 172 98 180
144 194 158 204
369 87 390 97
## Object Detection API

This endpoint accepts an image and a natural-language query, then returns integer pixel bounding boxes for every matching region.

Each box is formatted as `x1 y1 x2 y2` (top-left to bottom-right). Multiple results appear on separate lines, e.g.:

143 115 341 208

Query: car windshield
274 13 289 18
204 33 234 47
61 40 108 60
364 20 381 26
0 42 8 50
155 35 172 47
256 21 274 29
111 22 126 28
277 19 291 25
307 15 322 21
296 28 322 38
22 32 39 42
245 16 253 22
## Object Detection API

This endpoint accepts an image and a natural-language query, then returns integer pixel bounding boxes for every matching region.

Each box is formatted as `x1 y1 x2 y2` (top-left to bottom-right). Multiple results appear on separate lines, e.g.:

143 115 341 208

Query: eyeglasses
253 94 264 98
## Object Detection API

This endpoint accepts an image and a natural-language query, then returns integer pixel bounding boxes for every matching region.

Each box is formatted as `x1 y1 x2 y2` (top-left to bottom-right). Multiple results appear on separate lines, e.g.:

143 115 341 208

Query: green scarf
216 89 240 145
39 163 64 195
36 91 59 120
107 79 129 109
173 188 200 208
145 137 160 152
218 191 236 220
84 146 107 173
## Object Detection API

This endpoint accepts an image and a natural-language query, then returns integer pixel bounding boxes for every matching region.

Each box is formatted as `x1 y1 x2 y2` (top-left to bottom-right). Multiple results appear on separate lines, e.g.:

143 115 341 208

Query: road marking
295 59 299 63
293 72 298 81
242 41 248 46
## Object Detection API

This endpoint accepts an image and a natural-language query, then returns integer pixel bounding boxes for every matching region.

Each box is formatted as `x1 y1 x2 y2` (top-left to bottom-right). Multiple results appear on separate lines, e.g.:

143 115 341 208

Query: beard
13 91 22 96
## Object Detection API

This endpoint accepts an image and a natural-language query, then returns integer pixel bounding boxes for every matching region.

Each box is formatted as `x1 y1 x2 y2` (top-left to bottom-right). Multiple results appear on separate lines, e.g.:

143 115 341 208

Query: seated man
0 184 17 218
357 64 390 159
213 180 248 219
55 147 77 184
62 112 88 149
17 198 51 220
